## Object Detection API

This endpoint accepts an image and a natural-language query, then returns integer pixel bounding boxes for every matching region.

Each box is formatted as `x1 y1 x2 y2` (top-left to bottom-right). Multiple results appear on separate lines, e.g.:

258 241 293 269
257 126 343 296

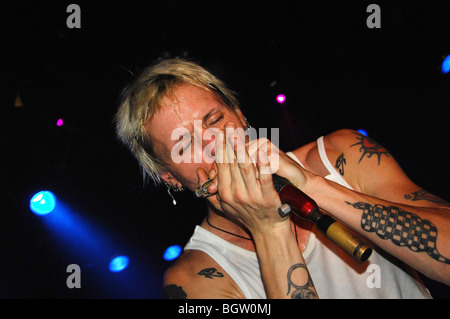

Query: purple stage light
276 94 286 104
56 119 64 126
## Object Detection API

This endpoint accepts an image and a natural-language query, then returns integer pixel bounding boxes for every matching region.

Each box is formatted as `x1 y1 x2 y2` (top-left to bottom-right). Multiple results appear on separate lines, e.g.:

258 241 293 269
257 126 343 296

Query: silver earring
243 117 252 132
244 120 256 141
164 182 185 206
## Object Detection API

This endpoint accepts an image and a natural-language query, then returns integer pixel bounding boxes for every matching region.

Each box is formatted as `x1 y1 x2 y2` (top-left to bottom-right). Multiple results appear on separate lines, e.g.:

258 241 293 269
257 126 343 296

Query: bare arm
164 123 319 299
163 250 246 299
210 123 318 298
294 129 450 285
252 223 318 299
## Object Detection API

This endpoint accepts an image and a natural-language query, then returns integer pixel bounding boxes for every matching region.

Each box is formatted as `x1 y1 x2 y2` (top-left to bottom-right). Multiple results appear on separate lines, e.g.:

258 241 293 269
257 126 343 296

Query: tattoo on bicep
286 263 317 299
350 132 390 165
345 201 450 264
164 284 187 299
335 153 346 176
197 268 224 279
404 189 449 205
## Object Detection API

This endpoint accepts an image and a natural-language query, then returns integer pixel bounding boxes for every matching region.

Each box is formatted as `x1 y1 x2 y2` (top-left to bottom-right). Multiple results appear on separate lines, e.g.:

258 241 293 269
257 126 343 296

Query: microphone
272 174 372 262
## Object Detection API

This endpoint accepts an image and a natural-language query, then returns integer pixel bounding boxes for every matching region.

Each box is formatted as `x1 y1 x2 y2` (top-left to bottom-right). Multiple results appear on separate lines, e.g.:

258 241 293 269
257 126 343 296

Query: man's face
144 83 246 192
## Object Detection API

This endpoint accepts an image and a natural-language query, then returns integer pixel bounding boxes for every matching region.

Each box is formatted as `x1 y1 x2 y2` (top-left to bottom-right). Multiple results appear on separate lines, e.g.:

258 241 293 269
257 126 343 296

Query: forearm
305 175 450 285
252 225 318 299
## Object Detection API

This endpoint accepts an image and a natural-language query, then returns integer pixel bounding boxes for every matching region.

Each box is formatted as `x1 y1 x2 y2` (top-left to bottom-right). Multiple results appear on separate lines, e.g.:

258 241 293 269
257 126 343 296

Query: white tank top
184 137 431 299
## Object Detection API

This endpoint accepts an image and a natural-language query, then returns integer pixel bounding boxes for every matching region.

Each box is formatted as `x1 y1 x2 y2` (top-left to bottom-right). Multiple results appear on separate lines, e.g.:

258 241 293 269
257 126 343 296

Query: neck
202 208 256 250
201 207 312 253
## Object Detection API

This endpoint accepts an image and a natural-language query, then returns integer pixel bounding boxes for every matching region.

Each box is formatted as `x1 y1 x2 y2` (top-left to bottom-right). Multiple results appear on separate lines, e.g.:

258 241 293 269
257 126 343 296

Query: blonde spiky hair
115 59 239 185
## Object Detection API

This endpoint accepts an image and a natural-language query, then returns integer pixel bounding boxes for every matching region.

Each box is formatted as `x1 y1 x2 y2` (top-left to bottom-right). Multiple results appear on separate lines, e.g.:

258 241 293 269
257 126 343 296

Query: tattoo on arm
163 284 187 299
345 201 450 264
350 132 390 165
404 189 449 205
197 268 224 279
163 268 223 298
286 263 318 299
335 153 346 176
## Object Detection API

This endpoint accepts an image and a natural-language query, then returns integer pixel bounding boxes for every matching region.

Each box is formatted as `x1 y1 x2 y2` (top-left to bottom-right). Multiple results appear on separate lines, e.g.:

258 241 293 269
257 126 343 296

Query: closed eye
208 115 223 126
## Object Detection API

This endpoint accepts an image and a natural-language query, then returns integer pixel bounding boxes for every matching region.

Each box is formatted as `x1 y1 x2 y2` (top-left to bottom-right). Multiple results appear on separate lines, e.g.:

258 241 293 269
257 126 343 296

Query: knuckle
233 191 245 204
239 163 252 175
218 187 230 202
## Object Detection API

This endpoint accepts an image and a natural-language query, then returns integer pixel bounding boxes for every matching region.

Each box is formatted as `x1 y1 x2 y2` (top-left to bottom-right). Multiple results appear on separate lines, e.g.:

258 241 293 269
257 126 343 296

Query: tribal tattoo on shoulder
345 201 450 264
350 132 390 165
286 263 318 299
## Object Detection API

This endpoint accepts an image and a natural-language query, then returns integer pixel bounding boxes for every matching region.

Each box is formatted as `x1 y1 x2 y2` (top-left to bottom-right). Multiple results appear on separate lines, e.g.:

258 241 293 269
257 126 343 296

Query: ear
160 171 183 189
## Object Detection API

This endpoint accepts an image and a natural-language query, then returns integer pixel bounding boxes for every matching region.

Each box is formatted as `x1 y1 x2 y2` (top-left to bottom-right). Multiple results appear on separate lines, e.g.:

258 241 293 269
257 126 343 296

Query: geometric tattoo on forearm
286 263 318 299
345 201 450 264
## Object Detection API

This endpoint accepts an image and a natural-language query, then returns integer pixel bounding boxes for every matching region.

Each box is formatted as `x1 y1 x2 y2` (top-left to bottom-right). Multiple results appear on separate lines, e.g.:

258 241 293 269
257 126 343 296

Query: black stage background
2 1 450 298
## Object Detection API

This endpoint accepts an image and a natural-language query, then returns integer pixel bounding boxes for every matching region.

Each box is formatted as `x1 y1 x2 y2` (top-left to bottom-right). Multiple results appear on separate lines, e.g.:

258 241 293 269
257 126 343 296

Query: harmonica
195 178 215 198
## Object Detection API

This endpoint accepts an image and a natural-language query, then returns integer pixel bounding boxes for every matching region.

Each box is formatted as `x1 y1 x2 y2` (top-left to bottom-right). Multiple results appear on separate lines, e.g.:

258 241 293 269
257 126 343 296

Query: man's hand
196 124 315 222
207 123 289 234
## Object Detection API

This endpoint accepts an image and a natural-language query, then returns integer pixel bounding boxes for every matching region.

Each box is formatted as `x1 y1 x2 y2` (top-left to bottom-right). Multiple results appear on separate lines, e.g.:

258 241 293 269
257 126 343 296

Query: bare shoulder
292 128 399 193
323 129 408 195
291 129 449 206
163 249 244 299
323 128 362 148
289 129 358 177
323 128 390 160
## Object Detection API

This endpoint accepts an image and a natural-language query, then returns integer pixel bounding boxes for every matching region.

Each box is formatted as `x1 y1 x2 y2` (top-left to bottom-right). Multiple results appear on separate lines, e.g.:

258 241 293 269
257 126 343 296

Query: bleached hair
115 59 239 185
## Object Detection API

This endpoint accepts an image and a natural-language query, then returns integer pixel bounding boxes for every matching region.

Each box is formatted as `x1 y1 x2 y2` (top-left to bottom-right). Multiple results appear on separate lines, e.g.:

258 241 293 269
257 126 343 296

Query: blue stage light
357 129 368 137
109 256 129 272
163 245 182 261
442 55 450 74
30 191 57 215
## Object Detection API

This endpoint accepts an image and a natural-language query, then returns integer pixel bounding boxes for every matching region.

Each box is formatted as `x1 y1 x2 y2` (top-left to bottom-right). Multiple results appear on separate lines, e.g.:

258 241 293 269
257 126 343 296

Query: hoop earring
164 182 185 206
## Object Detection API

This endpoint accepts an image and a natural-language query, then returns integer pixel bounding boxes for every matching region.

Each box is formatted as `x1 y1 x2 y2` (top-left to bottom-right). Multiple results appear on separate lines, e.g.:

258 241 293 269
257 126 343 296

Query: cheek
171 163 210 190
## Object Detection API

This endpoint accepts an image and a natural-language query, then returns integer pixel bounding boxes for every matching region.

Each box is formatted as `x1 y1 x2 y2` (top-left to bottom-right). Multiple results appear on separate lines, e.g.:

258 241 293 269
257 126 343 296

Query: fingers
206 163 218 194
257 150 276 197
215 124 285 207
247 138 280 175
196 167 211 187
222 123 259 193
234 131 259 191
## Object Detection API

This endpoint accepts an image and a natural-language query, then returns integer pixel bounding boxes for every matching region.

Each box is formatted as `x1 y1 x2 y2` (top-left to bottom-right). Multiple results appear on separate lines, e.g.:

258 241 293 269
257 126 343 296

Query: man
115 59 450 299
